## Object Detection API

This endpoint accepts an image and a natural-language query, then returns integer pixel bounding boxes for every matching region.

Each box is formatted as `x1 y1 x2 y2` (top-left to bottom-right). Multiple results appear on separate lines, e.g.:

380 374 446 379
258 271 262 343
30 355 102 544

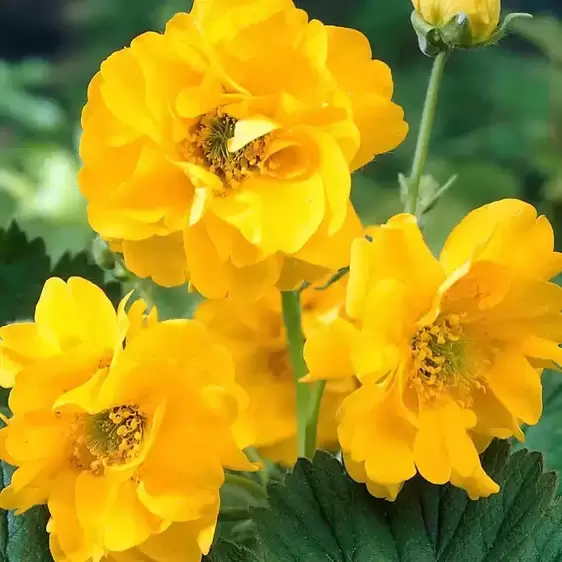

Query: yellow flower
196 281 356 466
304 200 562 500
0 277 155 389
412 0 501 44
79 0 408 300
0 278 254 561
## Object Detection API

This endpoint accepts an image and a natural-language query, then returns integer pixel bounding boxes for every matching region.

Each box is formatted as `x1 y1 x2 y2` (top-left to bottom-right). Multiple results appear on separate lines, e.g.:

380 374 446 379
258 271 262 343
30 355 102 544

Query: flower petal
123 233 188 288
211 173 325 255
485 350 542 426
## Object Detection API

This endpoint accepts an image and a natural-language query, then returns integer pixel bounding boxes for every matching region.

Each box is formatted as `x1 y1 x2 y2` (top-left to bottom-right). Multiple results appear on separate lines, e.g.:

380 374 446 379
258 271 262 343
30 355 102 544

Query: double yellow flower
80 0 407 300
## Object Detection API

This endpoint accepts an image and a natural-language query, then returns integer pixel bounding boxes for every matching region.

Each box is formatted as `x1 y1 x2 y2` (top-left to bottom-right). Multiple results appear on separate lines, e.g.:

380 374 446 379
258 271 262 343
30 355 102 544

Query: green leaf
0 222 51 326
515 370 562 493
203 539 254 562
0 221 122 327
247 441 560 561
514 500 562 561
0 463 53 562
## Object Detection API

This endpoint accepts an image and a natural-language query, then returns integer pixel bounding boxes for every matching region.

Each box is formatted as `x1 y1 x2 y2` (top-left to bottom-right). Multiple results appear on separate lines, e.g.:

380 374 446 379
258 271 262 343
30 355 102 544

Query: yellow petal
103 480 162 552
485 350 543 426
294 201 362 271
308 129 351 235
211 173 325 255
35 277 117 354
440 199 562 281
99 46 158 140
48 471 94 561
136 509 219 561
414 398 478 484
338 382 416 483
450 464 500 500
75 471 115 546
345 237 375 321
228 118 279 153
122 233 188 288
471 385 525 441
0 323 57 387
302 318 359 382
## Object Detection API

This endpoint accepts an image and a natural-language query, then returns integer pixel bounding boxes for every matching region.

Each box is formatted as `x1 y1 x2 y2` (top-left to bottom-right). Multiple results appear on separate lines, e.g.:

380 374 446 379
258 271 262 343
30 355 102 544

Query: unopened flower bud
412 0 501 45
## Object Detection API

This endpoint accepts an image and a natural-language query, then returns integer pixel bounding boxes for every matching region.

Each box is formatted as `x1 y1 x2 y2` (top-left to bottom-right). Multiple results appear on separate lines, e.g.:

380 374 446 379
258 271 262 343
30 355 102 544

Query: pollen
410 314 481 403
82 405 147 474
180 110 269 190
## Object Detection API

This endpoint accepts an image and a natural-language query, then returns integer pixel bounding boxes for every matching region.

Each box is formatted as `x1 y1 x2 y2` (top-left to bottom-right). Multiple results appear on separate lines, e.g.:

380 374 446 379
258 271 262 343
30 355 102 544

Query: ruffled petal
485 350 542 426
211 173 325 255
123 233 188 288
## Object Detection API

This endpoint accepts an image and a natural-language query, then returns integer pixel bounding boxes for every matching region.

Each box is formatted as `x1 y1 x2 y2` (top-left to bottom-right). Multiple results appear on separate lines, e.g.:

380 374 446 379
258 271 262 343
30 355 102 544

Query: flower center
410 314 477 402
74 405 147 475
181 111 269 188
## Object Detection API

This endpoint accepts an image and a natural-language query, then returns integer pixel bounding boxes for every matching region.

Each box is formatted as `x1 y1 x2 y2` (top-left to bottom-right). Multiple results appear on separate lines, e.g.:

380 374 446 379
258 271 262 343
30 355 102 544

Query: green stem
223 473 268 502
281 290 310 458
304 380 326 458
406 50 449 218
245 447 269 486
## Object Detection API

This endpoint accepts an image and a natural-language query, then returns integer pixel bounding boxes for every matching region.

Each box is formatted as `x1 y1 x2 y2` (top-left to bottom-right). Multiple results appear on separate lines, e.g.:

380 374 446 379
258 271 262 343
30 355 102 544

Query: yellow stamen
410 314 478 404
84 405 147 473
180 110 270 191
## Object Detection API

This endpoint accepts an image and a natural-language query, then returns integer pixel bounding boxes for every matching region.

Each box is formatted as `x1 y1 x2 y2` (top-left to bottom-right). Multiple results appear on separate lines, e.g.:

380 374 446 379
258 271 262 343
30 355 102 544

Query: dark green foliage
0 222 51 326
230 441 562 562
515 370 562 493
0 221 121 327
203 539 254 562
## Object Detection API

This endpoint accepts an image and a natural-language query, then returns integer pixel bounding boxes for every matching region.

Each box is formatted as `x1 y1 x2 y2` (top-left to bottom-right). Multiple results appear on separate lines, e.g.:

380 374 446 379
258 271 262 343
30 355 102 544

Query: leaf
0 222 50 326
0 463 53 562
514 500 562 561
203 539 254 562
247 441 560 561
515 370 562 493
0 221 122 327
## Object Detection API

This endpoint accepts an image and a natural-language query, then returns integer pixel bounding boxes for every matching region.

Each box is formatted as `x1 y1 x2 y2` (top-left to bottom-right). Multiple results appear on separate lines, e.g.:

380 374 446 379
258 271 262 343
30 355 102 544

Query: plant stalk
406 50 449 218
281 290 311 458
223 473 268 502
304 380 326 458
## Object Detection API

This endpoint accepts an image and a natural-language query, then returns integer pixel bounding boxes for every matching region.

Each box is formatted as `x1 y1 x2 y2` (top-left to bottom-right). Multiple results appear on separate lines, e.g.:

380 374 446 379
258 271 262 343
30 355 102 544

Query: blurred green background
0 0 559 261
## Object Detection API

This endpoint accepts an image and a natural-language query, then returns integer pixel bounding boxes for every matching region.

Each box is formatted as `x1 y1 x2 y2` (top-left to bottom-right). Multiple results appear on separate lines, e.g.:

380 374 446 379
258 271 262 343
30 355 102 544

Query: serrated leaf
0 222 50 326
515 370 562 493
0 463 53 562
0 221 122 327
203 538 254 562
51 251 121 306
514 500 562 561
248 441 560 561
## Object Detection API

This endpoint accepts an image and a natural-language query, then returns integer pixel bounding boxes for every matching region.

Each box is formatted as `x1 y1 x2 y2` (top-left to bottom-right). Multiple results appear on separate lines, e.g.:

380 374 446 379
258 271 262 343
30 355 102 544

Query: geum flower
303 200 562 500
0 278 254 561
196 280 356 466
80 0 408 300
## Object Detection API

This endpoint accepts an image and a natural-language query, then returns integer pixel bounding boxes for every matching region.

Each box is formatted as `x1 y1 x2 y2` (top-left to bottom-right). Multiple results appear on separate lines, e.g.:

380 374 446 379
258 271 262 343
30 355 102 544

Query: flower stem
304 380 326 458
405 50 449 218
223 473 268 502
281 290 311 458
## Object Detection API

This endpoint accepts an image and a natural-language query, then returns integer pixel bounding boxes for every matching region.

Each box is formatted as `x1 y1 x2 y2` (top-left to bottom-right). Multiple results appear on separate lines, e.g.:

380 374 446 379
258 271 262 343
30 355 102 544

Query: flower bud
412 0 500 46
